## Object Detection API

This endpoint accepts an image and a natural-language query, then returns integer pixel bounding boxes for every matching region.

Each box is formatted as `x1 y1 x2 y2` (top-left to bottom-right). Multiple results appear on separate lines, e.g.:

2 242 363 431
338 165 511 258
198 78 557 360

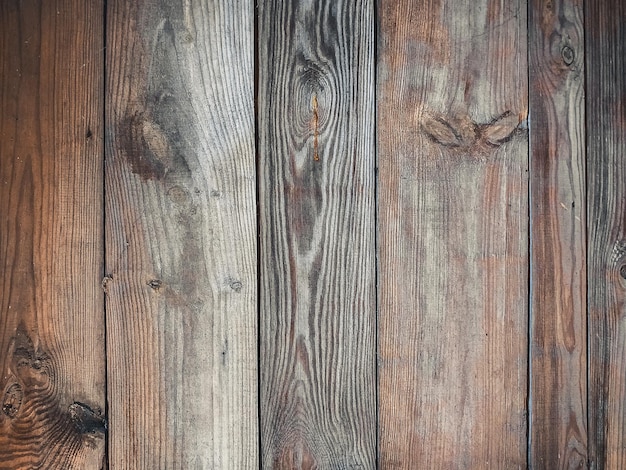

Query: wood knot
118 113 168 180
148 279 162 290
227 277 242 293
68 402 107 434
561 45 575 66
2 383 23 418
421 110 527 151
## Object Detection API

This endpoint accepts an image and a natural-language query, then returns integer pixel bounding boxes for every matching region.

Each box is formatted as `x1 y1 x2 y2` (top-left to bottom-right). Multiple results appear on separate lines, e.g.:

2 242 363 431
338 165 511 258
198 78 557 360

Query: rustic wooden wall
0 0 625 468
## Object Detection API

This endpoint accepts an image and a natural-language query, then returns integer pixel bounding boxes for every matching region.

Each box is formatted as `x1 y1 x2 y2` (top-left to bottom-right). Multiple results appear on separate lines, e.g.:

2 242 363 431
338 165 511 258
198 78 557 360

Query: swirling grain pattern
378 0 529 467
0 1 106 468
529 0 588 467
258 1 376 467
106 0 257 467
586 1 626 468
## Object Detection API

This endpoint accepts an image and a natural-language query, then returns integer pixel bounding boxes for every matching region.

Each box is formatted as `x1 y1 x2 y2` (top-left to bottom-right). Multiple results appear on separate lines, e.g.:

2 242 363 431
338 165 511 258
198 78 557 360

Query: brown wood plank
0 1 106 468
258 0 376 466
586 0 626 468
377 0 529 467
528 0 587 467
105 1 257 467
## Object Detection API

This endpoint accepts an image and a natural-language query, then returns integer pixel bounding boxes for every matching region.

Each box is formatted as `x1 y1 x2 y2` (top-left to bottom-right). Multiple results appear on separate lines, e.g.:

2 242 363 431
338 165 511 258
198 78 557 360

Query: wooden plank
586 1 626 468
258 0 376 466
0 1 106 468
105 1 257 467
377 0 529 466
528 0 587 467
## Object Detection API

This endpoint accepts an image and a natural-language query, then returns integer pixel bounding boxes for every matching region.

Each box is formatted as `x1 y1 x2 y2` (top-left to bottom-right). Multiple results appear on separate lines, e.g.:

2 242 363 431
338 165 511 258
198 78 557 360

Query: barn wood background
0 0 624 468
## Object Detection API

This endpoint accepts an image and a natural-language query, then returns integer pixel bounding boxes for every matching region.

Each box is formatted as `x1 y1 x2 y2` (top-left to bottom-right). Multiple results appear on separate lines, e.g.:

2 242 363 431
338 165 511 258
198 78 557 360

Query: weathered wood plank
105 0 257 467
258 0 376 467
528 0 587 467
0 1 106 468
586 1 626 468
377 0 529 467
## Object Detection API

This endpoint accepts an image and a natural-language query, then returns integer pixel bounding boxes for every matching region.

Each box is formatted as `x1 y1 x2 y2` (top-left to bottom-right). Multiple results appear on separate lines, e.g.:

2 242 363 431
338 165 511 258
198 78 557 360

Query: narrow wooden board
377 0 529 466
586 1 626 468
528 0 587 467
0 1 106 468
258 0 377 466
105 1 257 467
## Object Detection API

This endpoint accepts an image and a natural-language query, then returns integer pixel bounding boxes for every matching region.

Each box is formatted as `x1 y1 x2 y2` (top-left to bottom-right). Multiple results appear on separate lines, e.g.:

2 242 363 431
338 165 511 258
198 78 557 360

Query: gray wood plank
586 0 626 468
105 1 257 467
377 0 529 466
258 0 377 467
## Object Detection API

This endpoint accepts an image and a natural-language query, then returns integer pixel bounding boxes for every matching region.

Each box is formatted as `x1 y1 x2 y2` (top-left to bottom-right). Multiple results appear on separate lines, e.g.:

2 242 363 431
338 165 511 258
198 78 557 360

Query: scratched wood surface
586 1 626 468
528 0 587 468
0 1 106 468
377 0 529 467
5 1 626 468
258 0 377 467
105 0 257 467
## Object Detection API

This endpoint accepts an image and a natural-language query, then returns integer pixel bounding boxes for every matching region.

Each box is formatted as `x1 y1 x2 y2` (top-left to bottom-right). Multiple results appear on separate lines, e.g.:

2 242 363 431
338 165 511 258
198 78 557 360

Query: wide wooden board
258 0 377 467
0 1 106 468
377 1 529 466
105 0 257 467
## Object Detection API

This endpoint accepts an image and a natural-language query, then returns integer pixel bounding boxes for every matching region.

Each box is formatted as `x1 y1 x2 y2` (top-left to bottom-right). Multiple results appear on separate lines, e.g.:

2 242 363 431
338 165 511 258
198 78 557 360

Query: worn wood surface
528 0 587 467
377 0 529 467
586 1 626 468
105 0 257 467
258 0 377 467
0 1 106 468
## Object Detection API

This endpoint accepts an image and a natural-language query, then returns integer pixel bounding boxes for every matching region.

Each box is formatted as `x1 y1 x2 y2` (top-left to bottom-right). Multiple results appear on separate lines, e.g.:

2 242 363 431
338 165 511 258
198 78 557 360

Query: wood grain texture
105 0 257 467
528 0 587 467
258 0 376 467
377 0 529 467
586 1 626 468
0 1 106 468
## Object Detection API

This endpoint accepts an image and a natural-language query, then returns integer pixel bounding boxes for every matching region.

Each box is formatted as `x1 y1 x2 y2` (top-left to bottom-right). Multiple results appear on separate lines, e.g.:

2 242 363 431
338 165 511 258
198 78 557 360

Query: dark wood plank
105 0 257 467
586 1 626 468
0 1 106 468
528 0 587 467
377 0 529 466
258 0 376 466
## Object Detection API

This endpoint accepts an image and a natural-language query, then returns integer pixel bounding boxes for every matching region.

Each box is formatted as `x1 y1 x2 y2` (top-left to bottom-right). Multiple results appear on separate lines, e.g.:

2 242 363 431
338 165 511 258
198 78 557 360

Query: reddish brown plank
0 1 106 468
586 0 626 468
377 0 529 466
528 0 587 467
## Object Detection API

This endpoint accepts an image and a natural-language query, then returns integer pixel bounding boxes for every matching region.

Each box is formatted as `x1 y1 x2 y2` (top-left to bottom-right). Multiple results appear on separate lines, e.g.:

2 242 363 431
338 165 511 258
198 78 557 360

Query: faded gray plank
105 0 257 467
586 0 626 468
258 0 377 467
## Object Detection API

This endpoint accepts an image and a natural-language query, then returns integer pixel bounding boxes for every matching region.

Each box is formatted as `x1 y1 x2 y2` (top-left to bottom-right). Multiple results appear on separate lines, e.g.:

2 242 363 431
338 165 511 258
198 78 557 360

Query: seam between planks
526 0 532 467
102 1 110 468
374 0 380 467
581 0 596 469
254 0 263 467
